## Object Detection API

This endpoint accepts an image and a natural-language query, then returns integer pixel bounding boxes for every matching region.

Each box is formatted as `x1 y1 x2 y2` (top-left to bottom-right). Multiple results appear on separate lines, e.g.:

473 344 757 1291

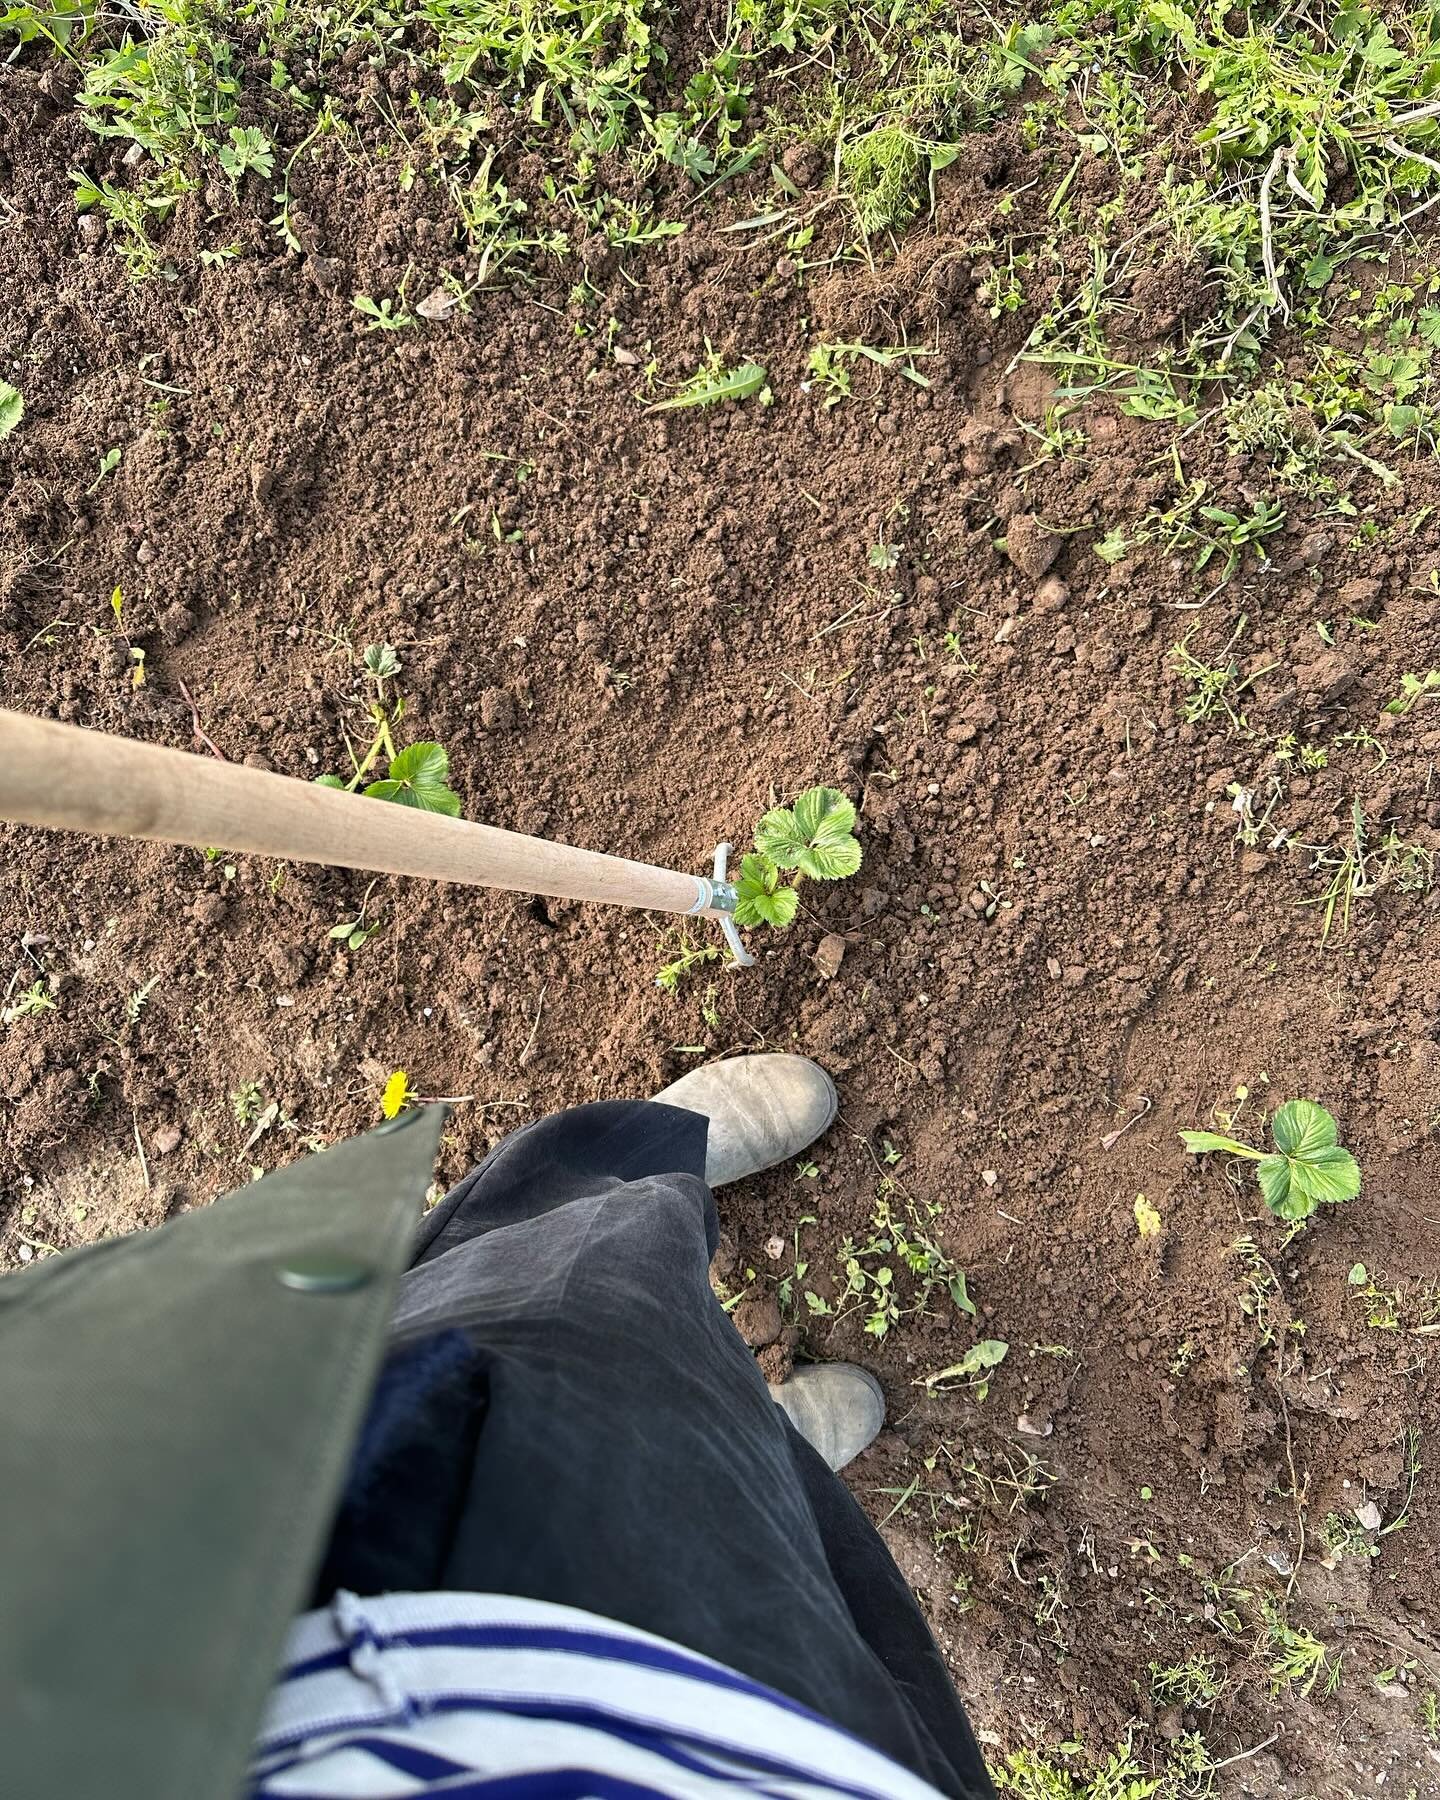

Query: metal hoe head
686 843 755 968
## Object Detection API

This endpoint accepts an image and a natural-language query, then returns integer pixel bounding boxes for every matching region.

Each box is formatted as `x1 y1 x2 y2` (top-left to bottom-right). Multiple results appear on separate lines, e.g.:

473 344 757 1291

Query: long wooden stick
0 709 715 916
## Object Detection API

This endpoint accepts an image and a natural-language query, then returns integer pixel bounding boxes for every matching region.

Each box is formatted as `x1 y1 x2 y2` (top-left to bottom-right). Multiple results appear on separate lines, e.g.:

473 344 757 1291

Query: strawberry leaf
755 786 862 879
734 852 799 928
366 741 462 815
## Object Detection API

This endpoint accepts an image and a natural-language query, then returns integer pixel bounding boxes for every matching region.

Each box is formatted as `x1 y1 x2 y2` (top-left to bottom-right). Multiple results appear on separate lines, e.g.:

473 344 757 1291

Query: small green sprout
3 981 57 1024
655 934 719 992
1384 670 1440 715
328 880 382 952
733 787 863 931
646 350 771 412
232 1081 264 1124
88 447 121 493
353 295 417 332
1180 1099 1360 1222
218 125 274 181
0 380 23 440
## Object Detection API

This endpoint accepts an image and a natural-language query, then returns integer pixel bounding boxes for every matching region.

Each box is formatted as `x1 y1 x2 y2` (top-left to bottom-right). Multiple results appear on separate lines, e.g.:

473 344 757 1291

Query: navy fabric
318 1099 993 1800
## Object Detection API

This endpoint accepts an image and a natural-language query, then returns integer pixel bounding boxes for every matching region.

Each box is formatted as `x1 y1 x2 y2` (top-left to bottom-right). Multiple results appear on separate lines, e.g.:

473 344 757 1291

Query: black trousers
316 1099 994 1800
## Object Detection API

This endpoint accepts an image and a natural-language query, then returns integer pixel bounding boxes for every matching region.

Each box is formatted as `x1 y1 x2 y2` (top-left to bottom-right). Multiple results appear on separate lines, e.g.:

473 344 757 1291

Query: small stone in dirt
415 288 457 322
764 1235 785 1261
1034 576 1069 612
1004 514 1062 580
780 141 826 189
814 934 846 980
1239 850 1268 876
158 603 195 644
480 687 514 730
981 1169 998 1187
152 1123 182 1156
192 894 227 926
732 1290 783 1349
1016 1412 1051 1438
306 255 343 293
1355 1499 1383 1531
78 212 103 247
1295 650 1357 706
1338 576 1382 615
860 886 887 919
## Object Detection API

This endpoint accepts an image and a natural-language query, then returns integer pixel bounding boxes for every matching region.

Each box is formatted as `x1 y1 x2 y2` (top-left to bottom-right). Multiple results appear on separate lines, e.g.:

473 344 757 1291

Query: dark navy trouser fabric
316 1099 994 1800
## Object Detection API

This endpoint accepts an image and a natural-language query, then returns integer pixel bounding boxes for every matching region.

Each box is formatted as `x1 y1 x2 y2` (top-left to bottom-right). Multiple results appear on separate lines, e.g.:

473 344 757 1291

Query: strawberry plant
316 696 461 816
733 786 862 930
1180 1100 1361 1223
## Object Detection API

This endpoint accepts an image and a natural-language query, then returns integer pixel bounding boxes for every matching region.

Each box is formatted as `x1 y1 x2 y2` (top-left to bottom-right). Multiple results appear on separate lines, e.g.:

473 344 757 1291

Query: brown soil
7 54 1440 1800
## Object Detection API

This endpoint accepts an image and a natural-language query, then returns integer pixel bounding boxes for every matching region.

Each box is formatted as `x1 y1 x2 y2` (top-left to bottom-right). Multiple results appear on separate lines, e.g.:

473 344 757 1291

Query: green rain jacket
1 1105 445 1800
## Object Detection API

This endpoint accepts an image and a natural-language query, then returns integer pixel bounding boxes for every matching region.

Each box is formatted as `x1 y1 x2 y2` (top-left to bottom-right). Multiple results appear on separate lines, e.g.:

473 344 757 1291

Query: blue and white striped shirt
251 1591 949 1799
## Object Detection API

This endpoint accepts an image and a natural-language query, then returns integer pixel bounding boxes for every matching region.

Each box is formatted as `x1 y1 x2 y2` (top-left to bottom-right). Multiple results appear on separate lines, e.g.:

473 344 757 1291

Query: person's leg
323 1060 994 1800
781 1412 992 1790
413 1098 710 1263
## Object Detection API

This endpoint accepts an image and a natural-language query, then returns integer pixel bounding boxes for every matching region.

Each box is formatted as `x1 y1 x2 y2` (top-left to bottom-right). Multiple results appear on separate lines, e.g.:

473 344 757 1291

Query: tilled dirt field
8 11 1440 1795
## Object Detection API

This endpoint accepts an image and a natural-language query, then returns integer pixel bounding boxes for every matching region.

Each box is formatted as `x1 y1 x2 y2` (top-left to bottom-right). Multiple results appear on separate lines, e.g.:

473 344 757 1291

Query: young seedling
353 294 417 332
734 786 862 931
1180 1099 1361 1222
646 346 771 411
654 931 719 992
1194 498 1286 577
328 879 382 952
87 447 121 493
231 1080 264 1124
805 341 933 407
316 705 462 816
0 380 23 440
218 125 273 181
3 981 57 1024
1384 670 1440 715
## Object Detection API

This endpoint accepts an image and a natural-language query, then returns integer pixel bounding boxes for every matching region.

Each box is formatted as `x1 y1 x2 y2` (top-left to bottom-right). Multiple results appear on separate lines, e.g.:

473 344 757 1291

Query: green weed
1259 1595 1341 1699
3 980 57 1024
1149 1652 1226 1708
646 350 771 411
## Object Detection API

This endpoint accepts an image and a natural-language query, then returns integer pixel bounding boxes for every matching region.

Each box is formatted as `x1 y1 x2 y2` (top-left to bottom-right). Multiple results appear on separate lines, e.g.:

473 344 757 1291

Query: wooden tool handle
0 709 709 915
